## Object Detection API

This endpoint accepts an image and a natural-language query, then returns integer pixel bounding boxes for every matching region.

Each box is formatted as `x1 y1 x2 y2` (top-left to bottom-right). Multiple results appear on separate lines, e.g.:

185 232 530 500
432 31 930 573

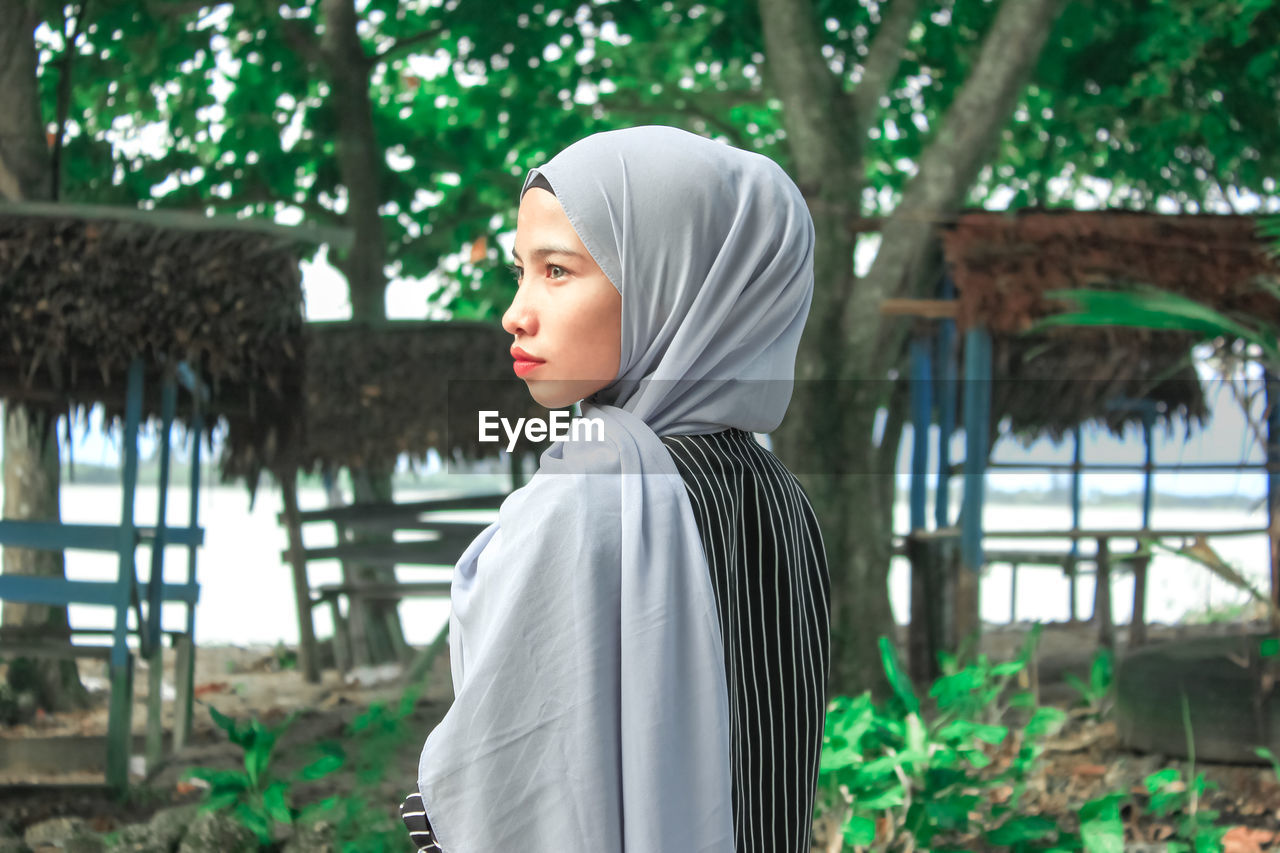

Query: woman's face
503 187 622 410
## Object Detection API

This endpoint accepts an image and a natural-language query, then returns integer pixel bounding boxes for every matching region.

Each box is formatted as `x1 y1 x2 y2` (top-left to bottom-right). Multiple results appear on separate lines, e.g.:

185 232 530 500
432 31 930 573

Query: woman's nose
501 285 535 337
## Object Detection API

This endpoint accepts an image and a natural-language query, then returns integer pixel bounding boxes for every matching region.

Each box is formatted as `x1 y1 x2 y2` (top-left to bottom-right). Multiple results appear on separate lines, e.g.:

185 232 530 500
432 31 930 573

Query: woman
402 125 830 853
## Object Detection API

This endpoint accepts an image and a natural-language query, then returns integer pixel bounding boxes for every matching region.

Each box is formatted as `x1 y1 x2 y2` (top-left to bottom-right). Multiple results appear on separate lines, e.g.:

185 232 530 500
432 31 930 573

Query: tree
546 0 1280 693
38 0 1280 694
0 1 86 711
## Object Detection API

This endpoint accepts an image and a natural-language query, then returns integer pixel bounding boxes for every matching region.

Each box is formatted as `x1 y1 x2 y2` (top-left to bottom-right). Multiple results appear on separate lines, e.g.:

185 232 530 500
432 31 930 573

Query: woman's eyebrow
511 244 585 262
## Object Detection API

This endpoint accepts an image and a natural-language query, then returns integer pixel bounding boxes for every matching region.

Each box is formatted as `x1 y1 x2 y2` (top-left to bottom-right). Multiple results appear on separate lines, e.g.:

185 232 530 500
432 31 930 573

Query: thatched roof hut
940 211 1279 443
293 320 547 474
0 202 328 478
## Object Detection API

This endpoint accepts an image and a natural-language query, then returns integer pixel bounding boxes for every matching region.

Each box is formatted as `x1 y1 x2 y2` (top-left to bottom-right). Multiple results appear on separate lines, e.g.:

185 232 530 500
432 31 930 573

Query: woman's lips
513 359 542 378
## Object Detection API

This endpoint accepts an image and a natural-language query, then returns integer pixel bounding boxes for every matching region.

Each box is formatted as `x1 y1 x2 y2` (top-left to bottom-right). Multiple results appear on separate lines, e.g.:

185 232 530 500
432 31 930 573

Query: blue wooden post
1070 425 1083 547
106 358 144 790
1141 405 1155 529
935 276 958 530
961 328 991 573
909 334 933 534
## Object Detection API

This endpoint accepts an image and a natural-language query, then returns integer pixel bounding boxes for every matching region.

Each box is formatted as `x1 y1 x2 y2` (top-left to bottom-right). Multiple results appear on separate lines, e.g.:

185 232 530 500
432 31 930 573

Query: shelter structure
883 210 1280 682
276 320 549 682
0 201 325 787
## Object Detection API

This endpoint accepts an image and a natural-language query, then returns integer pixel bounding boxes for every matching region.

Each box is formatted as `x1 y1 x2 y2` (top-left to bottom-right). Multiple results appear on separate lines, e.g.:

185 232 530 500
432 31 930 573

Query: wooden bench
0 360 206 789
278 491 507 681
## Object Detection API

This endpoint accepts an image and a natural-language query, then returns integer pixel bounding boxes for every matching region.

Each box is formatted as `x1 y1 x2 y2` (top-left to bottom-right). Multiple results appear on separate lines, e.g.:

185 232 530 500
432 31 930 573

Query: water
1 481 1267 648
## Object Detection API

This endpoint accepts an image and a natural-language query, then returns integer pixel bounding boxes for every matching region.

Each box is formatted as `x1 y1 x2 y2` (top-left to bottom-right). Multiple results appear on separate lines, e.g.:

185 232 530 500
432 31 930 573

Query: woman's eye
506 263 522 282
547 264 567 279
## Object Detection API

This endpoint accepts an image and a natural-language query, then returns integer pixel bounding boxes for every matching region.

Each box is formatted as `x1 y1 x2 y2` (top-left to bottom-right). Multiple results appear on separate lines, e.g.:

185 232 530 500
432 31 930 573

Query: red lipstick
511 346 545 378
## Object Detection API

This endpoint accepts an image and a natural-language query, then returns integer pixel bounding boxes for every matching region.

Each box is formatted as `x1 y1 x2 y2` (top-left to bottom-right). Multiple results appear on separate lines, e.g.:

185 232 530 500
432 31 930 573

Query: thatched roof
941 211 1279 442
292 320 548 474
0 202 330 477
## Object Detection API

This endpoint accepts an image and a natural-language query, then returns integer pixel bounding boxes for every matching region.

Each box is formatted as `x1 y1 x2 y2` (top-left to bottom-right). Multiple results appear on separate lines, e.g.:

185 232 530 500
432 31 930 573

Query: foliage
185 658 435 851
29 0 1280 698
1080 695 1227 853
1032 283 1280 368
34 0 1280 320
814 629 1263 852
1063 648 1113 716
185 705 301 846
302 688 428 852
815 627 1073 850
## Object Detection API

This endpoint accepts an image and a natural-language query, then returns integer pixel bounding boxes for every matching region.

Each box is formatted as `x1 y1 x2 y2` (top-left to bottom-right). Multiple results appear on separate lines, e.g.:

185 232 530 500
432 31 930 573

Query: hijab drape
418 125 815 852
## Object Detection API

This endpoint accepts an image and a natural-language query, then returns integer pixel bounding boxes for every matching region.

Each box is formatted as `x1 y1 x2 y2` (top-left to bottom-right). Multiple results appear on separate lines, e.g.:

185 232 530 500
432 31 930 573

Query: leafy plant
296 626 451 852
1134 694 1226 852
185 706 302 846
1064 648 1114 716
815 626 1072 851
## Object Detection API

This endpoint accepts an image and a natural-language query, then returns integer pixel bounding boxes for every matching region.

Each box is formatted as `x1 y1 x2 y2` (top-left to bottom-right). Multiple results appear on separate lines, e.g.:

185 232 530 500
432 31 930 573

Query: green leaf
208 705 239 739
1261 637 1280 658
245 728 276 789
201 789 242 813
1079 793 1126 853
843 814 877 846
1144 767 1182 792
1255 746 1280 783
234 803 274 845
263 781 294 824
1025 706 1067 739
985 814 1058 845
300 751 347 781
878 636 919 715
856 788 906 810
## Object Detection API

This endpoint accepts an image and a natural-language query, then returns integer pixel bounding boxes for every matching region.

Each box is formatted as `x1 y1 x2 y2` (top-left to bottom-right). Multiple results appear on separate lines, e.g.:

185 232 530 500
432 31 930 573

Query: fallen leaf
193 681 229 697
1072 763 1108 778
1222 825 1271 853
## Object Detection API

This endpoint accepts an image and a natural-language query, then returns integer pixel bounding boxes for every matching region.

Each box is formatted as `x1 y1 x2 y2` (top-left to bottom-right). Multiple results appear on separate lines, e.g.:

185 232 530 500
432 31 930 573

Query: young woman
402 125 830 853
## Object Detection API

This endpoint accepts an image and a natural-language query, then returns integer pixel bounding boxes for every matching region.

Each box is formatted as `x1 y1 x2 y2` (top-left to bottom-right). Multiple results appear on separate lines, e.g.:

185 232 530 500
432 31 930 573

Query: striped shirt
659 427 831 853
403 427 830 852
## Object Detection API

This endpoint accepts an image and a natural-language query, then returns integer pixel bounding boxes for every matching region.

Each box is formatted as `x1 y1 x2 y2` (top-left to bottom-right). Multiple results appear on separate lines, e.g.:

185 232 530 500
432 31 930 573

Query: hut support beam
174 401 204 751
1068 425 1083 622
957 328 991 646
106 359 143 790
1094 536 1115 650
145 375 176 775
1267 369 1280 609
281 470 321 684
907 332 942 683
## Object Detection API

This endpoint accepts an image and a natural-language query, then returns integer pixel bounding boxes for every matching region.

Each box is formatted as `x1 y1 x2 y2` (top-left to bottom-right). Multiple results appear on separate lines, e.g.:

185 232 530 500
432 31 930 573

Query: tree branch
277 17 326 67
373 22 446 65
51 1 90 202
846 0 921 142
757 0 858 194
846 0 1069 381
594 90 755 151
142 0 209 18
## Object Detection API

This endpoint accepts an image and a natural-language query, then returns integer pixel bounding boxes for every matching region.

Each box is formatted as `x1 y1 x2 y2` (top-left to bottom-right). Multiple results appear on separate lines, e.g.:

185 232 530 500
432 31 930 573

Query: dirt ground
2 620 1280 849
0 641 454 836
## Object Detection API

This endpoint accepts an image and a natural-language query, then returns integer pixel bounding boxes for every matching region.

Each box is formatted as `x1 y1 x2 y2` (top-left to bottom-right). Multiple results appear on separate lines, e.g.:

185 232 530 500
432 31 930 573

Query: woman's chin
525 378 607 411
524 381 574 411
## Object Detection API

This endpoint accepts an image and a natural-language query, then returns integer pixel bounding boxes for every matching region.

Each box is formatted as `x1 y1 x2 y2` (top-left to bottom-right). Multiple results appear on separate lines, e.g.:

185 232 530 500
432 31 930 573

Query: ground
2 622 1279 851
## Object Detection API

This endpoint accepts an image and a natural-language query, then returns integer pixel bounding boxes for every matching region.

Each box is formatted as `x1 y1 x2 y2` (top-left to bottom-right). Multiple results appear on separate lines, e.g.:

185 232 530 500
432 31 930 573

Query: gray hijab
417 125 815 852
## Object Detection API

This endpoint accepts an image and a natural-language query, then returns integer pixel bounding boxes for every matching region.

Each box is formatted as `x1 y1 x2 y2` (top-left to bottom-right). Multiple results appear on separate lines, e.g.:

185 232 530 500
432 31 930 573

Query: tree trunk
2 410 87 710
0 1 87 711
318 0 405 665
758 0 1068 697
